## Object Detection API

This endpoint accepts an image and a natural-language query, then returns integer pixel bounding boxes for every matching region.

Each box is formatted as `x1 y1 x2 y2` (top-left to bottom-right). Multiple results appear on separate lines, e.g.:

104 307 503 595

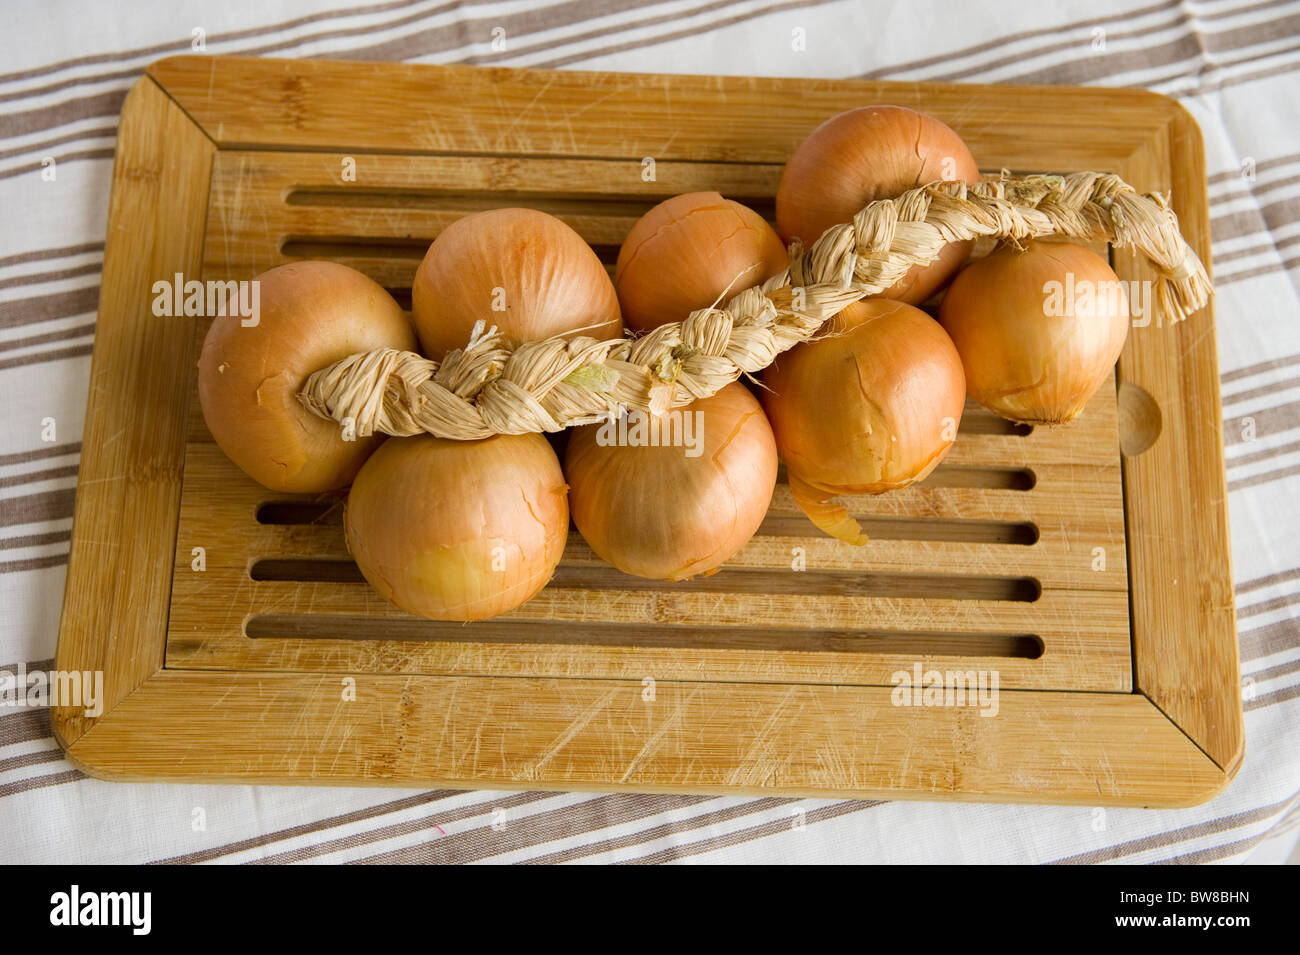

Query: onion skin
615 192 788 333
565 383 778 581
412 207 622 359
197 260 416 493
939 241 1130 425
344 433 568 621
760 299 966 543
775 105 980 304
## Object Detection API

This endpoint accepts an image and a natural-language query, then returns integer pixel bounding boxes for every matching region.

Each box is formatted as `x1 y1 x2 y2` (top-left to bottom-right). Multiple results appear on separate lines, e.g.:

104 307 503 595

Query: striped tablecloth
3 0 1298 865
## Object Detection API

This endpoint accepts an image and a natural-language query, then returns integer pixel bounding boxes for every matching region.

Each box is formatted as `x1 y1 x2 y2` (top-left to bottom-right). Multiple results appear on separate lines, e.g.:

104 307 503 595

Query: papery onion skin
344 433 569 621
938 241 1130 425
615 192 788 333
411 207 622 359
760 300 966 543
565 383 778 581
197 260 416 493
775 105 980 304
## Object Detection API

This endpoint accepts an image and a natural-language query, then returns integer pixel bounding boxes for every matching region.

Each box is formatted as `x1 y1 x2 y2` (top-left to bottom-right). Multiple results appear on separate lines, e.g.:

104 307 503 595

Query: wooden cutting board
52 55 1241 806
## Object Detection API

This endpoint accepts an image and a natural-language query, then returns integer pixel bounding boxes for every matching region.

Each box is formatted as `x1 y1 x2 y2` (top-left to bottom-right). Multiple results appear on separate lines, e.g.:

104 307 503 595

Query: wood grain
62 669 1228 808
1113 103 1243 772
52 77 214 746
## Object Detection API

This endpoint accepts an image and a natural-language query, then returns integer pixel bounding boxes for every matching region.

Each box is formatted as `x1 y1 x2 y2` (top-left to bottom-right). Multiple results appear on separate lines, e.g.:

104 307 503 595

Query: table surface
2 0 1298 864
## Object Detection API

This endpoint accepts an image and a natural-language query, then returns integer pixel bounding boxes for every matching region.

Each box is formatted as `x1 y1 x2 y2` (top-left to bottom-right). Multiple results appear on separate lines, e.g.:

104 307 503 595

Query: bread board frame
52 55 1242 806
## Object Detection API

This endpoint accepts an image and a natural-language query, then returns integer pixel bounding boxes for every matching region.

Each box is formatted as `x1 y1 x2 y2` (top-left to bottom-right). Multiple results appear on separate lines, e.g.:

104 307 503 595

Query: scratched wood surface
53 56 1241 806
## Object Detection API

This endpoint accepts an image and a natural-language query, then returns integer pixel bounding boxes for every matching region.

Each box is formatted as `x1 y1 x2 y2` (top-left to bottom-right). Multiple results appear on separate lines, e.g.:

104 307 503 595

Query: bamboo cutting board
53 56 1242 806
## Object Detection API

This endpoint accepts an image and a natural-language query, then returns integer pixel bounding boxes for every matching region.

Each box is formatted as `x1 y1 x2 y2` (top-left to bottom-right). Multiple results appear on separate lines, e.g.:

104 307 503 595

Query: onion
760 299 966 544
775 105 980 304
344 432 568 621
565 383 778 580
614 191 787 332
411 207 622 359
938 241 1130 424
197 260 416 492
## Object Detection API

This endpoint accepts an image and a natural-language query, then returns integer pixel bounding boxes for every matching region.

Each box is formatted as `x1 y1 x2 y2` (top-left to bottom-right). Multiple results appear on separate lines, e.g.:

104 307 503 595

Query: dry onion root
198 260 416 492
760 300 967 545
344 432 568 621
939 240 1131 424
565 383 778 580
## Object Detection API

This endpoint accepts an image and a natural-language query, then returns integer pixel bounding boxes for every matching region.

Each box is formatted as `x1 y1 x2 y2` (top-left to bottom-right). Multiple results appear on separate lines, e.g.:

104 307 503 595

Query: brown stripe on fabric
1237 565 1300 596
1211 168 1300 205
150 789 468 864
0 244 102 271
0 125 117 162
855 0 1184 79
0 0 444 87
1139 37 1300 96
0 148 116 182
0 553 67 574
273 790 564 864
0 442 79 467
0 488 75 528
1223 352 1300 384
623 799 879 864
1000 9 1300 87
0 286 98 331
0 342 94 372
930 6 1202 84
1170 40 1300 97
319 0 672 66
0 464 79 490
1240 616 1299 661
1050 794 1299 864
1229 460 1300 493
1209 150 1300 184
1223 399 1300 446
0 263 100 291
1223 371 1300 407
0 530 70 553
429 0 802 69
0 89 127 140
1245 654 1300 685
1227 438 1300 468
345 792 713 865
0 0 640 146
1244 681 1300 711
526 0 862 71
1238 590 1300 619
0 708 52 747
0 658 53 674
0 747 64 774
1215 256 1296 286
1213 229 1300 267
523 796 794 864
1213 195 1300 244
0 768 85 798
1159 827 1288 863
0 322 96 355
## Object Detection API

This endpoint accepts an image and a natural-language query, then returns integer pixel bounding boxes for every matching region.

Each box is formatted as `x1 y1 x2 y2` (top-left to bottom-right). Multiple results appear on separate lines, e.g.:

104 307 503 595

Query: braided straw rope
298 171 1212 441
